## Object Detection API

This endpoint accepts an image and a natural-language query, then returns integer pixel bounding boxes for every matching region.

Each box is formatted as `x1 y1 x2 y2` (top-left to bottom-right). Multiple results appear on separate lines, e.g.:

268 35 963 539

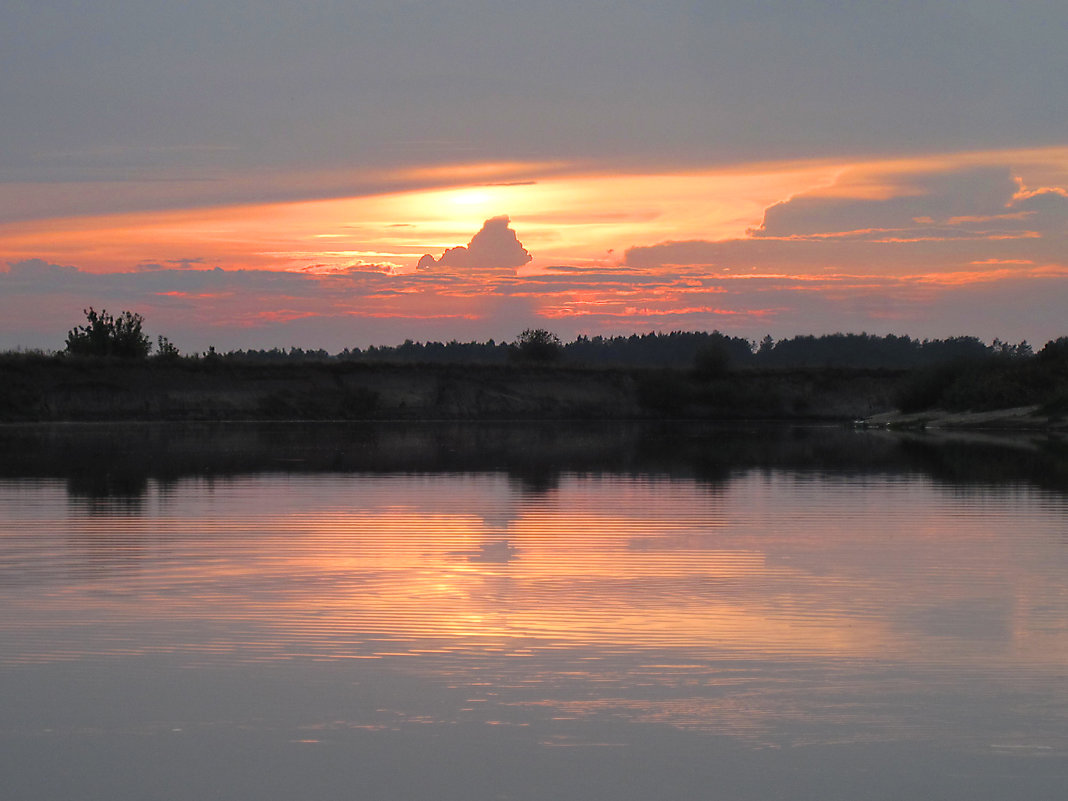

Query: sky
2 0 1066 352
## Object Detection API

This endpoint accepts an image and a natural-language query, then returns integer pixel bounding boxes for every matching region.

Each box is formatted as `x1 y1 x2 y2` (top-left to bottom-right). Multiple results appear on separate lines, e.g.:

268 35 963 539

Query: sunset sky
2 1 1066 352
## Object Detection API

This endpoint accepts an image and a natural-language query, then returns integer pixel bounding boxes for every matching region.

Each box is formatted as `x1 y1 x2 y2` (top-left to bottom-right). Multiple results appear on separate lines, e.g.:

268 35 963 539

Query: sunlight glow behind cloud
1 147 1066 351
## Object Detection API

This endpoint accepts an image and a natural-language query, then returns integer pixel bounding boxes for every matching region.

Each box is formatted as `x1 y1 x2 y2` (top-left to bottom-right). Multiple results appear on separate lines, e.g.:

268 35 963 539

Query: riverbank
862 405 1068 431
0 357 905 422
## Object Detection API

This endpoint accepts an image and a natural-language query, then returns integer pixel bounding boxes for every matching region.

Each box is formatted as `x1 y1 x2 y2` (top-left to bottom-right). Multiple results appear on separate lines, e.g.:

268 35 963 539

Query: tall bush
65 308 151 359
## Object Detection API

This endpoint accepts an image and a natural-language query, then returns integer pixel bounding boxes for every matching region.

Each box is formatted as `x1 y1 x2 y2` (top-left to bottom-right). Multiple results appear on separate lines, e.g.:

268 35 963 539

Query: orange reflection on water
2 473 1067 673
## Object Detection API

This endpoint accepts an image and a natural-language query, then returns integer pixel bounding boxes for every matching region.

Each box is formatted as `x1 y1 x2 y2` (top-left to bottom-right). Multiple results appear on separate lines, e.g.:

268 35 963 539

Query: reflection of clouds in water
4 464 1068 796
4 427 1068 801
477 509 523 532
8 472 1068 656
6 470 1060 672
470 539 518 564
449 538 518 565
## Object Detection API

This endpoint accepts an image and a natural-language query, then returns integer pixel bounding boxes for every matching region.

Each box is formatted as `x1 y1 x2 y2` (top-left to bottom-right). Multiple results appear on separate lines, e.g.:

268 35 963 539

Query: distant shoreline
3 356 1065 430
0 357 908 424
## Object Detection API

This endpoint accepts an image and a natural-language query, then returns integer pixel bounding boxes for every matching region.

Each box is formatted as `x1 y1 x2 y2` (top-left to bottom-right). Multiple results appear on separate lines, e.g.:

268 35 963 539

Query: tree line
233 330 1037 371
1 309 1062 414
50 309 1048 371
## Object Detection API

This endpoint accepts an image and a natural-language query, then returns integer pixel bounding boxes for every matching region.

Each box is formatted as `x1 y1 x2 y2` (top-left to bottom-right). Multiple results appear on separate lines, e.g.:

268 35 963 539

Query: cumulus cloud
417 216 532 272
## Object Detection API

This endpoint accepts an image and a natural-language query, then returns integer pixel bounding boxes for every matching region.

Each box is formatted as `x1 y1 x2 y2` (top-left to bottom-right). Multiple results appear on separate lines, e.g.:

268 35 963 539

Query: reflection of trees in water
894 433 1068 494
4 422 1066 590
508 466 560 496
64 469 149 576
2 422 1067 498
67 472 148 510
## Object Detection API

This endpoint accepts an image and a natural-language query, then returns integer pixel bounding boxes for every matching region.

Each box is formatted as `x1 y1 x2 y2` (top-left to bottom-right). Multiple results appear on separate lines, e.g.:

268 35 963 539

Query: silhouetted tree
1038 337 1068 367
154 335 180 361
65 308 150 359
512 328 562 363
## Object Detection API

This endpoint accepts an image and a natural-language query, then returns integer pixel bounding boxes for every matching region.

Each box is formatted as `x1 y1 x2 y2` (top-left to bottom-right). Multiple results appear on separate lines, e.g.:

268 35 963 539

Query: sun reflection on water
2 471 1066 670
1 466 1067 764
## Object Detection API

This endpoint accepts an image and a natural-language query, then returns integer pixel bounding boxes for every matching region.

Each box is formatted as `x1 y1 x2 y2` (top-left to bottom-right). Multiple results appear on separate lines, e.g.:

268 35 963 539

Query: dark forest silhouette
55 309 1040 370
223 330 1035 370
0 310 1064 420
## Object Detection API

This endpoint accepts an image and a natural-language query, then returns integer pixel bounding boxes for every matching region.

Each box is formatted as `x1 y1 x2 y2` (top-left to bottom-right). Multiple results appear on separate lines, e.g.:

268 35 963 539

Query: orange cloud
2 147 1067 350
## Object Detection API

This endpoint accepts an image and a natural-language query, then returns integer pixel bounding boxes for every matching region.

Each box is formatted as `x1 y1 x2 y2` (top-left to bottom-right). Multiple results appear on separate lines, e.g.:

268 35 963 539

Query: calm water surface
1 423 1067 800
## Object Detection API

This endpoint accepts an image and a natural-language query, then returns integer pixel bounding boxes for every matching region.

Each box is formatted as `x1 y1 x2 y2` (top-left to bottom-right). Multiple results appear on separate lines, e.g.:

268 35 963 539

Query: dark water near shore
2 423 1067 800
